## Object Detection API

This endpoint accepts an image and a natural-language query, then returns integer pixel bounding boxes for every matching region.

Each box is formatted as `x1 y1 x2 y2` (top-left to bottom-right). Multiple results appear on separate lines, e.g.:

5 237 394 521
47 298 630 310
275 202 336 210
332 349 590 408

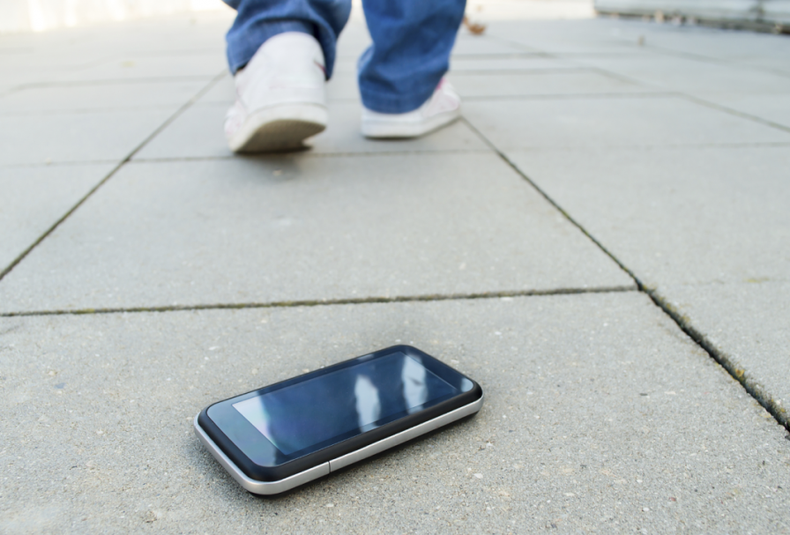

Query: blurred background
1 0 229 33
1 0 595 33
3 0 786 35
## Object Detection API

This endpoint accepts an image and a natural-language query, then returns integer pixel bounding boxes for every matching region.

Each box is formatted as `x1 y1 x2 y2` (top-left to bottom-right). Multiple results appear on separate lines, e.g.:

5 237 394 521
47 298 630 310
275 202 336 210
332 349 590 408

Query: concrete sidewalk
1 9 789 533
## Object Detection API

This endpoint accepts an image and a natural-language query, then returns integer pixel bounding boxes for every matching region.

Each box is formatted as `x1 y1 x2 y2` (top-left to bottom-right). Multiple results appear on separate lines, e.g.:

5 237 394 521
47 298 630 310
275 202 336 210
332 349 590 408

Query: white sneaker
361 79 461 139
225 32 328 153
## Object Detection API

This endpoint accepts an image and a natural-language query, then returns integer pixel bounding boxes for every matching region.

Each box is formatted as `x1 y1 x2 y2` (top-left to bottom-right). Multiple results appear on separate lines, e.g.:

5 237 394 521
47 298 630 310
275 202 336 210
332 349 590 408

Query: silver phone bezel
194 393 484 495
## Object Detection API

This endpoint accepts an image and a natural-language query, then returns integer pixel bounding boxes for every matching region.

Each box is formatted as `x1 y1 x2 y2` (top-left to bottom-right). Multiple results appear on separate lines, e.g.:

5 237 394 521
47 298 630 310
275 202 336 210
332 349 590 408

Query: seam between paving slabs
583 67 790 135
489 34 790 136
487 27 790 80
5 141 789 171
0 286 637 318
129 149 496 163
0 69 228 283
635 42 790 81
680 94 790 135
119 141 790 165
460 116 790 433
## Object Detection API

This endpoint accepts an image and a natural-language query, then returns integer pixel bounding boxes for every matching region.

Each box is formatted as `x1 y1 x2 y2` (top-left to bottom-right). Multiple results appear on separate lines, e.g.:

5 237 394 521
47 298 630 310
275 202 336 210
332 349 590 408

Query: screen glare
233 353 456 455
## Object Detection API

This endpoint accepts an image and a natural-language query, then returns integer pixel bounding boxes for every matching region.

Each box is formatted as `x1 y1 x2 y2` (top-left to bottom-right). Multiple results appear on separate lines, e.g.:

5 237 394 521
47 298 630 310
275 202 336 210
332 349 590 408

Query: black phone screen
232 351 457 455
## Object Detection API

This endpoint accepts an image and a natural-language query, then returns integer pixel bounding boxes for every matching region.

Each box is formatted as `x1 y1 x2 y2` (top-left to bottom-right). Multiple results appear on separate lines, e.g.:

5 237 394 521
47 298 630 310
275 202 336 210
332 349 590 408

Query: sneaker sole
361 109 461 139
229 103 328 153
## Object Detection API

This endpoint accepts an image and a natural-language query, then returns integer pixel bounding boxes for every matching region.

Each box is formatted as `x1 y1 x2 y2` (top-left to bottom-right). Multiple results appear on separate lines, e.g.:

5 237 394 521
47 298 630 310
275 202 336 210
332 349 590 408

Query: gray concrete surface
692 92 790 130
0 80 209 114
451 33 532 56
583 19 790 73
481 19 646 54
0 109 180 166
0 164 115 271
505 144 790 426
0 154 631 313
2 294 789 533
1 8 790 534
463 96 790 150
657 282 790 425
448 70 654 98
506 145 790 288
449 55 580 72
53 52 226 83
568 53 790 93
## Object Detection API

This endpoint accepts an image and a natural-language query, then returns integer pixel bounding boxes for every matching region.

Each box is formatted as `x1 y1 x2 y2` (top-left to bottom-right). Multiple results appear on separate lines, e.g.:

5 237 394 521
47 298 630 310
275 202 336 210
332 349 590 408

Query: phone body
194 345 483 495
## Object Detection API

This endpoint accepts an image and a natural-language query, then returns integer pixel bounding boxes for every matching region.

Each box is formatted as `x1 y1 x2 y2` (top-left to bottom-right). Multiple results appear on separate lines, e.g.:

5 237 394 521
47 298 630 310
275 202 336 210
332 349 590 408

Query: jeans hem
226 21 315 75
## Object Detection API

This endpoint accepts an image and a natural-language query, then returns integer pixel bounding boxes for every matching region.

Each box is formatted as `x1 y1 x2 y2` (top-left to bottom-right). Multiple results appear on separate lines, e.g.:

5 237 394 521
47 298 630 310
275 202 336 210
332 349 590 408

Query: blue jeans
223 0 466 113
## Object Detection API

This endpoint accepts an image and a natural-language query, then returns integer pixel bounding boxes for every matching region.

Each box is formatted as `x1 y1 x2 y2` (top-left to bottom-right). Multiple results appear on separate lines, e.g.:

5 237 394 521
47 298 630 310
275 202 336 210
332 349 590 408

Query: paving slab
41 16 232 57
128 103 232 160
533 18 790 61
451 34 535 56
0 28 104 93
483 19 644 54
133 101 489 161
657 281 790 426
0 77 37 96
54 52 226 82
0 52 113 83
501 19 790 68
506 145 790 288
692 92 790 130
194 74 235 104
505 144 790 425
0 33 116 73
0 80 207 115
0 163 116 273
0 153 632 313
732 56 790 76
1 293 789 533
0 16 229 74
448 70 653 98
520 40 646 54
568 53 790 93
449 55 581 72
0 108 179 166
604 22 790 66
463 95 790 150
0 56 94 94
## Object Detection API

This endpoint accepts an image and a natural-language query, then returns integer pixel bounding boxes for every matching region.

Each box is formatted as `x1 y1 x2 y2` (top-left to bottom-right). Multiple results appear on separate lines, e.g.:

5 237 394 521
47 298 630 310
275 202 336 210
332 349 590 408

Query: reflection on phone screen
232 352 457 455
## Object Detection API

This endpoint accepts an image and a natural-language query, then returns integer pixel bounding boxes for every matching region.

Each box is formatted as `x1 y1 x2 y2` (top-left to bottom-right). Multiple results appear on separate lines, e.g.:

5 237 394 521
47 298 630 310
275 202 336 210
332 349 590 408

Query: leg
358 0 466 114
224 0 352 79
222 0 352 153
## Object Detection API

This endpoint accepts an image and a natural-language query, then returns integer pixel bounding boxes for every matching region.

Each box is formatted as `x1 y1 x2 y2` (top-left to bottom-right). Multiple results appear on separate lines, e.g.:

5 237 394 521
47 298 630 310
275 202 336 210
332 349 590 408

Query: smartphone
194 345 483 495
